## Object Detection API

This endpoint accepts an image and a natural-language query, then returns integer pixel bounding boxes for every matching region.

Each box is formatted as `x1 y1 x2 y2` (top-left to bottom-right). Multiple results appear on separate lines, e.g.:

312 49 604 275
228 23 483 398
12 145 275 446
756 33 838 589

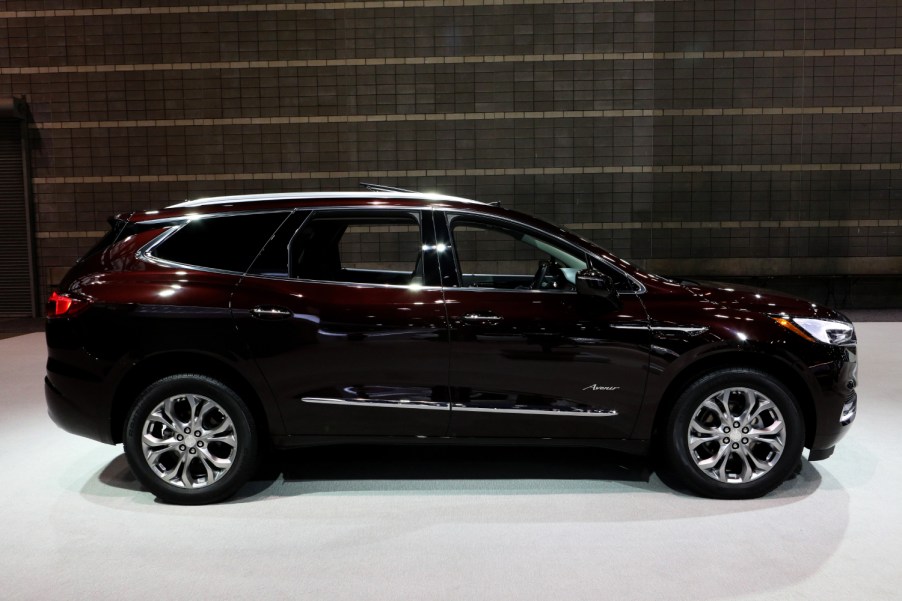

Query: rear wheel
664 368 804 499
123 375 258 505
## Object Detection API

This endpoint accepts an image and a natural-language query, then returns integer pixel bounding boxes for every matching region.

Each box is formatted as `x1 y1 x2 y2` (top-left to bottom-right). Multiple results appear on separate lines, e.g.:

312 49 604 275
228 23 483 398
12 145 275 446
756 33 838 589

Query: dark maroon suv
45 187 858 504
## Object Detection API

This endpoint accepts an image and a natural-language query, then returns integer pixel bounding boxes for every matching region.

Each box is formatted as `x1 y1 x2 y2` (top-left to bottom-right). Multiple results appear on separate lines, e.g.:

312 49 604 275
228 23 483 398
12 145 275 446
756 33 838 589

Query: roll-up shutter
0 99 36 317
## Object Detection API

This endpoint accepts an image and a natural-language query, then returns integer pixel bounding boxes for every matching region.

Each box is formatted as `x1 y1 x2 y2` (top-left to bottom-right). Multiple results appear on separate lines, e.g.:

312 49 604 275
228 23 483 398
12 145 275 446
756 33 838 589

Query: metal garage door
0 102 36 317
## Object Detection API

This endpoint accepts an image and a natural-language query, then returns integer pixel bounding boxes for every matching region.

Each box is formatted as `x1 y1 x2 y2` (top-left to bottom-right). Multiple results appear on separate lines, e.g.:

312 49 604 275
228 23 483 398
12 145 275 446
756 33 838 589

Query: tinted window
246 210 310 278
450 218 586 290
152 212 289 273
449 216 638 292
291 211 422 285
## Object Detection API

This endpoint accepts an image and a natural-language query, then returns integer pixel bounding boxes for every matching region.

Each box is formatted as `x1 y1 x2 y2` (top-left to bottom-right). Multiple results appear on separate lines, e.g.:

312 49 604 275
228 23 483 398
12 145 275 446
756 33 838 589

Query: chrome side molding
451 404 618 417
301 397 450 410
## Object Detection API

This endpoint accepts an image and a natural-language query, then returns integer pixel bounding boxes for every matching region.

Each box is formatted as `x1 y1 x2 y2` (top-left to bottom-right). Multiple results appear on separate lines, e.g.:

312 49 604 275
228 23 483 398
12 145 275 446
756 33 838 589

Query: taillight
46 292 88 318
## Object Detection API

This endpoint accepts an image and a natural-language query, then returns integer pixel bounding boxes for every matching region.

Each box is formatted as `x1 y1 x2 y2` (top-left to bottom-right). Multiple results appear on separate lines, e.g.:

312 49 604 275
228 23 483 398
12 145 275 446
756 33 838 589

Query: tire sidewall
123 375 258 505
665 369 804 499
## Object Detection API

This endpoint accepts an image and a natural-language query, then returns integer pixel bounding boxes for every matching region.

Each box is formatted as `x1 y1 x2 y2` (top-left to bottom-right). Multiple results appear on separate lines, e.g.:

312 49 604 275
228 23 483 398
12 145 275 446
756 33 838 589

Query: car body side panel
442 290 652 439
231 277 452 437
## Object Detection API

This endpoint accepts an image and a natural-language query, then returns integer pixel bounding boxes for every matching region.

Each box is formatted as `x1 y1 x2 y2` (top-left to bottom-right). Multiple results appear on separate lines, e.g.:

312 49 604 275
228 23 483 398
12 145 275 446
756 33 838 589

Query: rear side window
291 211 422 285
152 212 289 273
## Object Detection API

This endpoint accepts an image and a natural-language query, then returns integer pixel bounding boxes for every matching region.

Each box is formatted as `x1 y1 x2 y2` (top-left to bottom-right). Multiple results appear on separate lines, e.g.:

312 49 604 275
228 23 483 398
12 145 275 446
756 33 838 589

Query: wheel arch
110 351 274 445
649 351 817 451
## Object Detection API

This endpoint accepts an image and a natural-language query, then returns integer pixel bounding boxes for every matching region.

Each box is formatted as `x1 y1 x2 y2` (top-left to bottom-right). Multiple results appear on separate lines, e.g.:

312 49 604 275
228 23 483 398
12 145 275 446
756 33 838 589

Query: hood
679 280 848 321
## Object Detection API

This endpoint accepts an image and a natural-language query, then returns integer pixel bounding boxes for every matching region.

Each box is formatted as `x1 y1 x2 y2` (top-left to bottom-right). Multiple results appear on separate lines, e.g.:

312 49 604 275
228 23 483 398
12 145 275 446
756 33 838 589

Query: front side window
151 212 289 273
450 218 587 291
290 211 423 286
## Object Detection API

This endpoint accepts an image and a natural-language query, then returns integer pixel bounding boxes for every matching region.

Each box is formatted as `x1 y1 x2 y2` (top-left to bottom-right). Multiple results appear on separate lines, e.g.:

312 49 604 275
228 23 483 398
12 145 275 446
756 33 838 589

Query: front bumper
806 344 857 457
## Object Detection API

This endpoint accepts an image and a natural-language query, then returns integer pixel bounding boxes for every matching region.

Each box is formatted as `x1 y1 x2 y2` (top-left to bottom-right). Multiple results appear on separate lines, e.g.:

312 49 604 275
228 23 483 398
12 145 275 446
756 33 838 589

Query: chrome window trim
239 271 444 291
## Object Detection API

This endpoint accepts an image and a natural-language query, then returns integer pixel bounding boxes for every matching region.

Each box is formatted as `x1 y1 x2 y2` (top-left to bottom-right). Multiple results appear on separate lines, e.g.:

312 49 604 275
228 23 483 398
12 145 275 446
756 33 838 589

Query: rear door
232 207 452 438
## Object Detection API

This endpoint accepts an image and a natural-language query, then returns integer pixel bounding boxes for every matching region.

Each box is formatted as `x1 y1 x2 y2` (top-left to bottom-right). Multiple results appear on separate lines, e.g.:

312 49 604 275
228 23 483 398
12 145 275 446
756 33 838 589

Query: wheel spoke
746 450 773 473
750 420 784 437
144 436 179 464
195 400 219 430
737 389 757 424
750 431 785 453
185 394 203 430
702 394 732 425
207 432 237 449
146 411 177 433
204 419 233 438
197 454 217 484
689 415 721 436
716 447 733 482
159 454 187 483
688 414 722 450
689 435 719 450
181 458 196 489
145 445 177 466
696 440 729 471
735 448 755 482
143 434 178 452
749 398 776 424
199 446 233 470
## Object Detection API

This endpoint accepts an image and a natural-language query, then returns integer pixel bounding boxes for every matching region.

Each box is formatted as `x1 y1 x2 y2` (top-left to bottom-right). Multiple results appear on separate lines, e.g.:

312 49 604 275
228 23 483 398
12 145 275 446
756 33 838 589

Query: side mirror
576 268 619 305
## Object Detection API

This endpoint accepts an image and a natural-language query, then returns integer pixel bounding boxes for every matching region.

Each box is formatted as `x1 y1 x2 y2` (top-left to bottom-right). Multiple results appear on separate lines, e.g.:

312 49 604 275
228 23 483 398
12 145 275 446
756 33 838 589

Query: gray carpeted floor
1 325 900 600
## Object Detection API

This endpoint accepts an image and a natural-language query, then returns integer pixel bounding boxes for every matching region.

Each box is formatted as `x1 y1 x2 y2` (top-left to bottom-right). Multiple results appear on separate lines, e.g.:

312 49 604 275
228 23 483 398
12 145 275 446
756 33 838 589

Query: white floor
1 326 900 601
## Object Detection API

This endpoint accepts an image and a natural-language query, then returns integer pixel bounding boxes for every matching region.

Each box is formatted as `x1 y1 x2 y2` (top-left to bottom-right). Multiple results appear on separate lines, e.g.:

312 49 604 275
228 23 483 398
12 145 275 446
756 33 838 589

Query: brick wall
1 0 900 302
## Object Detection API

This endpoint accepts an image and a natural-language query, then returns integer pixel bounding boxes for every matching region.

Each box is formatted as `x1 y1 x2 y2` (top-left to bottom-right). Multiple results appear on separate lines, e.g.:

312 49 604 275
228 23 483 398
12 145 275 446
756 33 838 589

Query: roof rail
167 191 495 209
359 182 416 194
359 182 500 206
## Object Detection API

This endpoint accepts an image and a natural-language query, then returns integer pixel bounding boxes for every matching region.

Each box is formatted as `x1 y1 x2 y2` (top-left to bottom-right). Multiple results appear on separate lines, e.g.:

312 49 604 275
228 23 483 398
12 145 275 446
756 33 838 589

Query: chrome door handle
251 306 292 320
463 313 503 322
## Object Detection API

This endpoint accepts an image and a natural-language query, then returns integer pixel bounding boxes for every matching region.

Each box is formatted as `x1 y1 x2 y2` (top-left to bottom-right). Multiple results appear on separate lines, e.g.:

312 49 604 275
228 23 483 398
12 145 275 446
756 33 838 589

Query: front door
437 212 651 440
232 208 451 438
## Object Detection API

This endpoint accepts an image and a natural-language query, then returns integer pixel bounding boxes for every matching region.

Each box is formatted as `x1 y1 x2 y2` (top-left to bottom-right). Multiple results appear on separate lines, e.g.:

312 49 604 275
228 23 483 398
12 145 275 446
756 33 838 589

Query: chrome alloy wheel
687 387 787 484
140 394 238 489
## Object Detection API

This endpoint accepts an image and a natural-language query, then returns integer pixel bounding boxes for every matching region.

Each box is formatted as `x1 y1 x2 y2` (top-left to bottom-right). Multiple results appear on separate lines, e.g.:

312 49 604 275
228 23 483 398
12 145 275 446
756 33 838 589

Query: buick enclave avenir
45 188 858 504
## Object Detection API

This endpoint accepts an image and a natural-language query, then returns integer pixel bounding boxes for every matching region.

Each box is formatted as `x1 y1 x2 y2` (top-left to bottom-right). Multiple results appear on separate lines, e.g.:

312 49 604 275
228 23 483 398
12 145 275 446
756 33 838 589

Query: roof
168 191 488 209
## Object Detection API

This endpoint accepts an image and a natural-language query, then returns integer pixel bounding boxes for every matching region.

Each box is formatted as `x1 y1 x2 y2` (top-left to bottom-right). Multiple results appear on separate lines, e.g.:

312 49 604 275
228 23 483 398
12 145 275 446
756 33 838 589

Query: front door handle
463 313 503 323
251 305 292 320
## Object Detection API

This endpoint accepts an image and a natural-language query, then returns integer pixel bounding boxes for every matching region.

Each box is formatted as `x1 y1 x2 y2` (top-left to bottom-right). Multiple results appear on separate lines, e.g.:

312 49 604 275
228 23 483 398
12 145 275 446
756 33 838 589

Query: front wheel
123 375 258 505
664 369 804 499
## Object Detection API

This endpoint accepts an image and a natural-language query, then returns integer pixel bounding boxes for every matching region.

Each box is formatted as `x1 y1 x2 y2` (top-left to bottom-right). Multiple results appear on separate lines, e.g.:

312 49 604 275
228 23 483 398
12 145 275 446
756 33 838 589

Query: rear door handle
463 313 503 323
251 305 292 320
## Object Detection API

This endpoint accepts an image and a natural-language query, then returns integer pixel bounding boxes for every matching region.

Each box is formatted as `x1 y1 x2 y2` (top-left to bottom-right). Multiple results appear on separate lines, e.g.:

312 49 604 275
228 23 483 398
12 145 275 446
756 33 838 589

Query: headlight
772 316 855 345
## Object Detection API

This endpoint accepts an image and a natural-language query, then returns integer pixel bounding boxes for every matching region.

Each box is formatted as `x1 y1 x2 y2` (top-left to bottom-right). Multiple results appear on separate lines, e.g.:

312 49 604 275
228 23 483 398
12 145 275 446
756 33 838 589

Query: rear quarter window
151 212 289 273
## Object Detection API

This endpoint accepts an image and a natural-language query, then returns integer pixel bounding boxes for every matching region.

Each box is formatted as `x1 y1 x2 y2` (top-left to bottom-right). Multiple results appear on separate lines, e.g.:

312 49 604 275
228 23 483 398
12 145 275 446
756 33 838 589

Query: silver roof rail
167 191 493 208
359 182 416 194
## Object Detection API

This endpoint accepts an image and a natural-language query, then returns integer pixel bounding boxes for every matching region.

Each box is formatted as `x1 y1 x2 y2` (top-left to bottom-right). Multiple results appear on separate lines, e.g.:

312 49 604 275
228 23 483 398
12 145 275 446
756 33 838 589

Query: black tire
123 374 258 505
664 368 804 499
